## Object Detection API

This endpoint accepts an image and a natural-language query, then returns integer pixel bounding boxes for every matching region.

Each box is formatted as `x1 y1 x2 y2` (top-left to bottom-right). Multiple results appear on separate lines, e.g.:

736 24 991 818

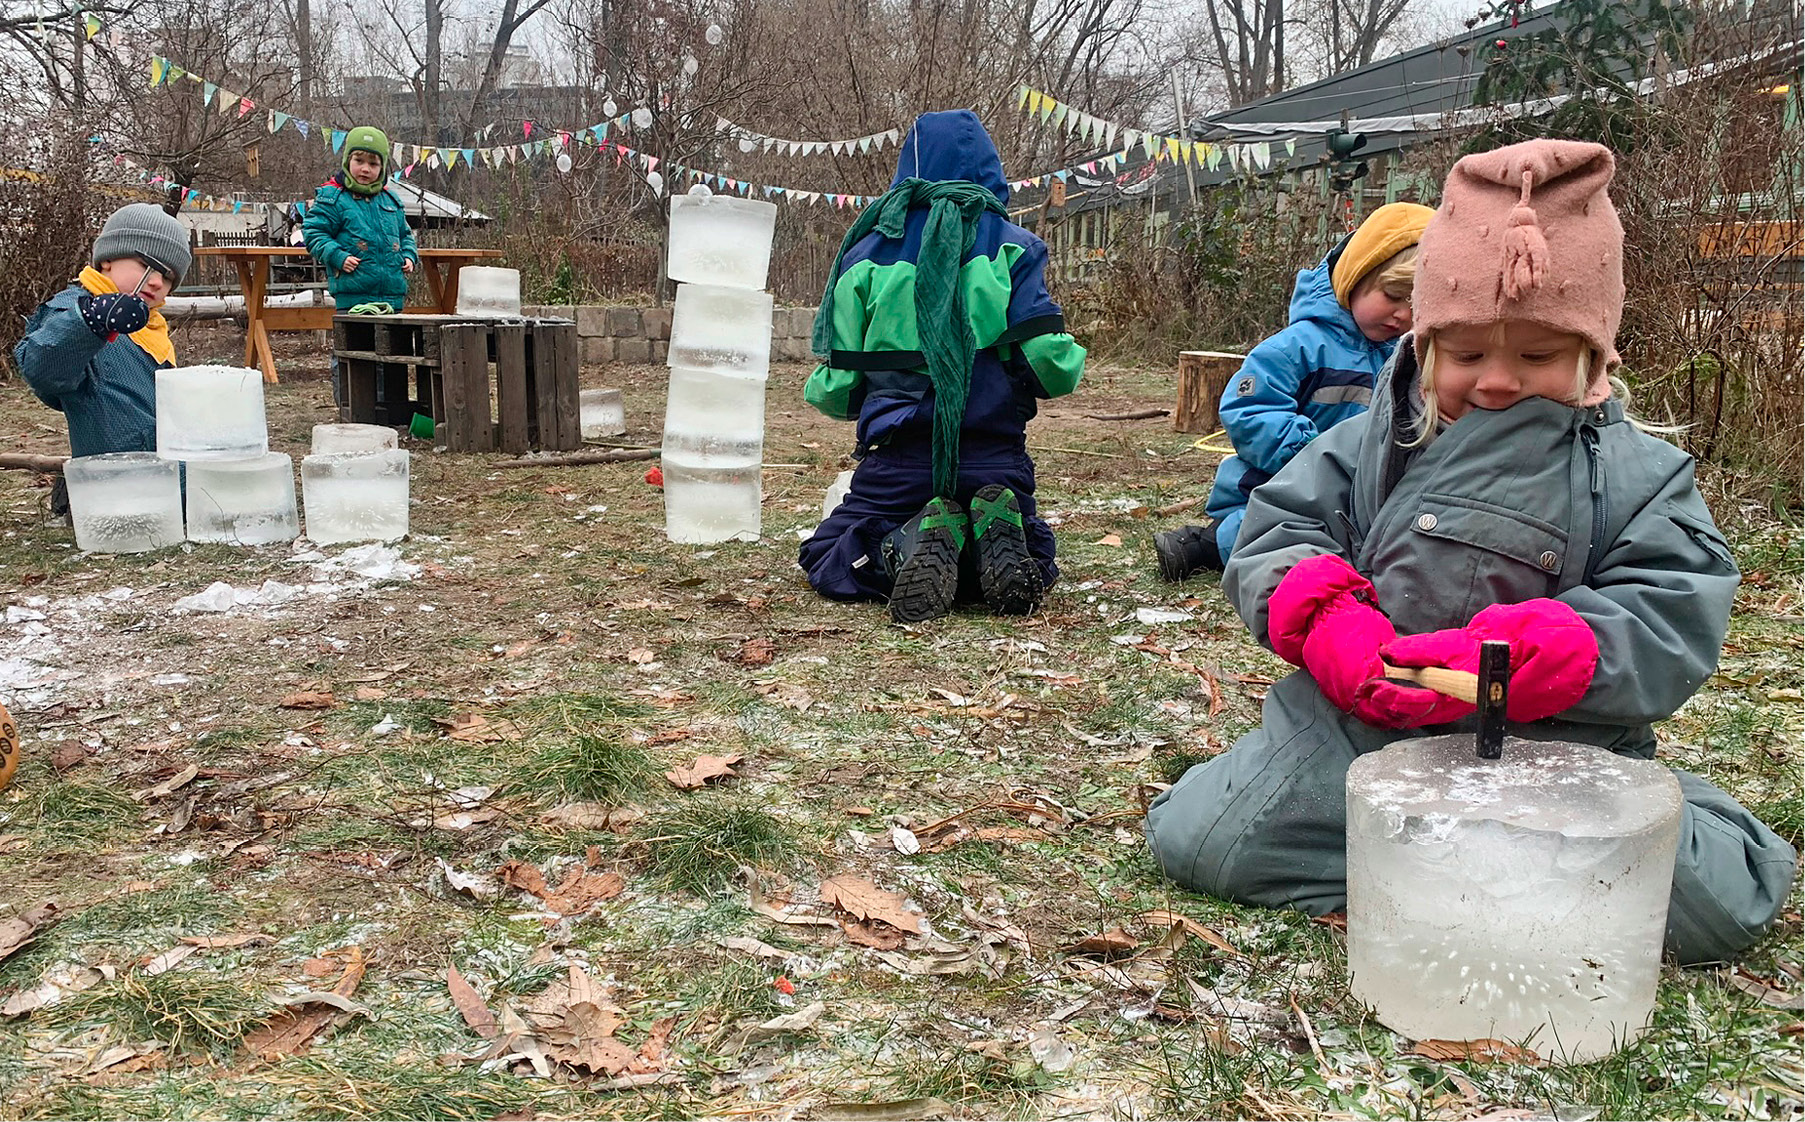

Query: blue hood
891 110 1009 203
1287 258 1367 345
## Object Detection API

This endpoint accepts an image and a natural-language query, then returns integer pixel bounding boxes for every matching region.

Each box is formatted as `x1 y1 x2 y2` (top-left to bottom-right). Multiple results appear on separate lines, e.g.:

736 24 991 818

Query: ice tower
660 187 777 543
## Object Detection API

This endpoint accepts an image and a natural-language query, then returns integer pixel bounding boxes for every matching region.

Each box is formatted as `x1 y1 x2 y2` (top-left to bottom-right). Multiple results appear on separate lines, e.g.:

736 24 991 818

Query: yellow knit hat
1330 202 1435 307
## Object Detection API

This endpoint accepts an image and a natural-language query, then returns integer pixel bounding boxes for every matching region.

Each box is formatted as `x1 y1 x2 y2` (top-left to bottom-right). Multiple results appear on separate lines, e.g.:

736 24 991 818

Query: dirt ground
0 318 1798 1120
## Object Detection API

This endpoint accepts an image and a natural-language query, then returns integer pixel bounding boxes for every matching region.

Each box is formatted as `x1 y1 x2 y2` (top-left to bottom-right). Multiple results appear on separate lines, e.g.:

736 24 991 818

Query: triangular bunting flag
84 13 100 39
331 130 347 152
1254 141 1272 169
1051 102 1069 129
295 119 309 139
237 96 254 117
149 57 167 87
1017 85 1031 110
1286 136 1297 157
202 81 217 106
271 110 289 133
1142 132 1158 160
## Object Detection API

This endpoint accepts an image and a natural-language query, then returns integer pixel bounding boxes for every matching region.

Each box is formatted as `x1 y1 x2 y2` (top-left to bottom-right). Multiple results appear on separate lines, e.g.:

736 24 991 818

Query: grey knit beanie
92 203 191 289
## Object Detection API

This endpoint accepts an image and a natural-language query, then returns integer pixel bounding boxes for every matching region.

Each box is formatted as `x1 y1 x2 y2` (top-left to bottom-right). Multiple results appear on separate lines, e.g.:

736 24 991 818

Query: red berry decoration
1495 38 1508 47
645 466 664 487
774 975 796 995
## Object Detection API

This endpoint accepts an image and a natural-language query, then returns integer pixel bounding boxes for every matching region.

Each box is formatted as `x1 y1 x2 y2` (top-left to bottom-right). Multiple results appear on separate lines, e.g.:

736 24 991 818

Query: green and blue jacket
804 110 1085 459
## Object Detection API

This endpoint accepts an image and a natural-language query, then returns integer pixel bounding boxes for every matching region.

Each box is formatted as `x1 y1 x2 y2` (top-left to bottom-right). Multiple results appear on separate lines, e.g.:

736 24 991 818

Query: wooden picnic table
191 245 505 383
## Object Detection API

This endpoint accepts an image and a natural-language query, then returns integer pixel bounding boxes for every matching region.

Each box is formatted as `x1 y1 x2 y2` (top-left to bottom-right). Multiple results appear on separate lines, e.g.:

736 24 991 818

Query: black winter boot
881 497 968 623
969 484 1044 615
1153 521 1223 581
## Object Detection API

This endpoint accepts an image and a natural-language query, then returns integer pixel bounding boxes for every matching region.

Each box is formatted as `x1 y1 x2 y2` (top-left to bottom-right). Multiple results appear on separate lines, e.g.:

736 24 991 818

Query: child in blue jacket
303 125 418 405
1155 202 1431 578
15 203 192 512
798 111 1086 623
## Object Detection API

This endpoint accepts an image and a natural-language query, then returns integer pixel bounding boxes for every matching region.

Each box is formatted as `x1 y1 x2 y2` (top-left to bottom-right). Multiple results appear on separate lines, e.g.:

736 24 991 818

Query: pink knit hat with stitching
1413 139 1624 371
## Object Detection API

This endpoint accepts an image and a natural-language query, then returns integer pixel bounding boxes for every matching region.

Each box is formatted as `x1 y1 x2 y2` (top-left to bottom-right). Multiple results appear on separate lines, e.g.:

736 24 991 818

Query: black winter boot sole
886 499 966 624
970 485 1044 615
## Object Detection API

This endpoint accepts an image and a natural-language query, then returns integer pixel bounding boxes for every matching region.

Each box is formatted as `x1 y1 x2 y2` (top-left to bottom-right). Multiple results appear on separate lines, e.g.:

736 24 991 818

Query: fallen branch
1155 497 1202 517
494 448 659 469
1085 408 1169 421
0 453 67 474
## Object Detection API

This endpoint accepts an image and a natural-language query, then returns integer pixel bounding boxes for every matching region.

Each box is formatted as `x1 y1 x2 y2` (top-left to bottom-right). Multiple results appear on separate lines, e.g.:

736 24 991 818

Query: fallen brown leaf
1729 969 1805 1010
1409 1038 1544 1065
626 647 657 664
50 742 88 772
1141 909 1243 957
665 753 743 790
436 713 524 743
727 638 776 667
539 803 644 831
497 860 550 897
1093 533 1123 546
278 691 336 710
842 917 908 949
0 903 61 962
1063 927 1139 957
1312 912 1347 933
542 867 625 916
352 686 388 701
242 947 365 1059
819 874 923 935
446 965 498 1039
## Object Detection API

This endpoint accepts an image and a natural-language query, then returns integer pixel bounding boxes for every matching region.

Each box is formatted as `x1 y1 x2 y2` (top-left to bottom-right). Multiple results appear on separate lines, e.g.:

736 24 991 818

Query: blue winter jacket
1203 253 1395 557
302 175 419 311
15 284 171 457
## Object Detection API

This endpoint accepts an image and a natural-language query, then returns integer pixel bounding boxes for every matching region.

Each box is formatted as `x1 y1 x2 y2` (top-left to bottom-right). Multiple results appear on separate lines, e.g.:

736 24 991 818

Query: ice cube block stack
156 366 269 462
186 453 300 545
455 266 522 318
300 449 411 544
1345 734 1684 1062
661 186 778 543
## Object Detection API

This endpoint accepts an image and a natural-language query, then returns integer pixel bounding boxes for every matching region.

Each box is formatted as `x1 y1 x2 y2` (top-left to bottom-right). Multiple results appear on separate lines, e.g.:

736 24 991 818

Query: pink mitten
1267 555 1397 716
1379 599 1600 723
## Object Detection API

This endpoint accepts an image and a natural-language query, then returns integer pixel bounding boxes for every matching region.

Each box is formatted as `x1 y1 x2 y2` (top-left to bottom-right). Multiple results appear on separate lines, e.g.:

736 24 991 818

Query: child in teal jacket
303 126 418 404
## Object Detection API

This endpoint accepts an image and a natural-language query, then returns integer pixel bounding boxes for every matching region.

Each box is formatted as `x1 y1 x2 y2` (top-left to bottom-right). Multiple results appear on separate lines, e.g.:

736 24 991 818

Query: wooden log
1086 408 1170 421
493 448 659 469
1173 350 1244 434
0 453 67 473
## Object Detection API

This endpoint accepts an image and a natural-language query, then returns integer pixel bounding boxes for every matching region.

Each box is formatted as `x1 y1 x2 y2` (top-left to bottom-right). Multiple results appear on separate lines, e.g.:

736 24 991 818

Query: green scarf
811 177 1007 498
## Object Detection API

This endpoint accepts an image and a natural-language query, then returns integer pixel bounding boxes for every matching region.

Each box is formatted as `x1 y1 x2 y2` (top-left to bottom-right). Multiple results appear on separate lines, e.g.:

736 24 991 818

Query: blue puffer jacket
302 176 418 311
15 284 170 457
1203 254 1395 559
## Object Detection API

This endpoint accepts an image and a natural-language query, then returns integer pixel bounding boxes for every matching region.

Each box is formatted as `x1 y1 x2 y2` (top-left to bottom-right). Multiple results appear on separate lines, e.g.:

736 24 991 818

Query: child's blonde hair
1356 244 1419 302
1404 325 1673 448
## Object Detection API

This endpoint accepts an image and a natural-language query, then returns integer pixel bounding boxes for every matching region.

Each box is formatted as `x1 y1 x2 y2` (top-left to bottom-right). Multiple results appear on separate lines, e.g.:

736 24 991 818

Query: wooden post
1173 350 1244 434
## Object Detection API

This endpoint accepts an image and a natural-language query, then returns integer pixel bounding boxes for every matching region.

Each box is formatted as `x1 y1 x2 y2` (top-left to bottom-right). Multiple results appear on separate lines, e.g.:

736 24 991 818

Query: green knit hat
340 125 391 196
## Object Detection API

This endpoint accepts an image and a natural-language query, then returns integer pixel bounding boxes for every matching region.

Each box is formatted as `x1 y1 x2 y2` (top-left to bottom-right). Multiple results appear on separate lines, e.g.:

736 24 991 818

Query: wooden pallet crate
438 320 580 453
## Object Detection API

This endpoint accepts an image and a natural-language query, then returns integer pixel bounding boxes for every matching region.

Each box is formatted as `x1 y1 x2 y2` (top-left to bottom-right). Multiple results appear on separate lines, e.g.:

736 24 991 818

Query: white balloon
646 171 664 195
682 55 698 77
556 153 573 173
687 183 712 197
603 97 617 117
632 107 653 129
704 23 723 44
738 137 756 153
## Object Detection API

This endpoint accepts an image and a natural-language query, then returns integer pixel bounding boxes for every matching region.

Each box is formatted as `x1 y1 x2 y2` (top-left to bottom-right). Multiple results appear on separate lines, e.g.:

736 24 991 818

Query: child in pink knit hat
1146 138 1795 969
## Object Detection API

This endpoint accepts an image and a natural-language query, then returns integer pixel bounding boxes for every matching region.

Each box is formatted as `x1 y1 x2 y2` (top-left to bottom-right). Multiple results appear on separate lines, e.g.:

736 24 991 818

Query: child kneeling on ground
797 110 1086 623
1144 139 1795 965
15 203 191 513
1155 201 1432 579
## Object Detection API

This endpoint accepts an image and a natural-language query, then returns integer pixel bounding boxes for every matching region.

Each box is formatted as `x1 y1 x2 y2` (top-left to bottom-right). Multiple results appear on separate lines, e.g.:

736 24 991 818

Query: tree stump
1173 351 1244 434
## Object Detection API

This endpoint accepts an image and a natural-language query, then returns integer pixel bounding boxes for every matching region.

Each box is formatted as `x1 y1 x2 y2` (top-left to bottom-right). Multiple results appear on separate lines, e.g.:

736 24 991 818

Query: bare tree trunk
295 0 313 106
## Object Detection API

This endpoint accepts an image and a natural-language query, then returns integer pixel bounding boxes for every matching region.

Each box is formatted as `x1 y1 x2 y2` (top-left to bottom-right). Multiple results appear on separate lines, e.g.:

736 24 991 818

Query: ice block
156 366 268 461
64 452 183 553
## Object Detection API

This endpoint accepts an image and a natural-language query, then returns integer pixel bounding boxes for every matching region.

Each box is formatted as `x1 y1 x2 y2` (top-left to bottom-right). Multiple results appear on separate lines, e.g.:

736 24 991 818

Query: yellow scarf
79 266 176 367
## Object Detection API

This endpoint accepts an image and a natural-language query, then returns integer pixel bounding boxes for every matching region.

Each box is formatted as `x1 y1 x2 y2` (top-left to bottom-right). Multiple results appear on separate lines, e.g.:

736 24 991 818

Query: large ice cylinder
64 452 183 553
667 194 778 290
1346 734 1683 1062
311 423 398 455
156 365 268 461
301 449 410 544
185 452 299 545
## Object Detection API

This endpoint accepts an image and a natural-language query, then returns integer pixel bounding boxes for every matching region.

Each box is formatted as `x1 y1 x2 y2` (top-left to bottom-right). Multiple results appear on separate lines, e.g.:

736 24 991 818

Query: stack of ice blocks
302 426 410 544
155 365 299 547
661 187 778 543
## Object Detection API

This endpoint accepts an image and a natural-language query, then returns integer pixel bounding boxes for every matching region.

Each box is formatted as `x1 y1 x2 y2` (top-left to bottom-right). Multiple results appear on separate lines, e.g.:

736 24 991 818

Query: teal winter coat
302 176 418 311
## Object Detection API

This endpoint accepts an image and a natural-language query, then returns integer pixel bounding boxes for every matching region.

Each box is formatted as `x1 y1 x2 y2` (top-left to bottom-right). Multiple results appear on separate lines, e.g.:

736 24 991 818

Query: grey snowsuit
1145 338 1796 966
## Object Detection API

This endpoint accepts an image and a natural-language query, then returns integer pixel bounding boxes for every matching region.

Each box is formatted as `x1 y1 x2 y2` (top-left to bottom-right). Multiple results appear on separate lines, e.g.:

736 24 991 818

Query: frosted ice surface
312 423 397 455
668 284 773 374
579 388 627 439
302 450 410 545
454 266 521 317
65 452 182 553
185 453 298 545
156 366 268 461
667 196 777 289
1346 735 1683 1061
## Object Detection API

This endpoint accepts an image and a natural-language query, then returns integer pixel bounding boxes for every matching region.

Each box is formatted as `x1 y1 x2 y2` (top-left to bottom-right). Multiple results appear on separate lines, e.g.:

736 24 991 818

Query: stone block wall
524 304 818 367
